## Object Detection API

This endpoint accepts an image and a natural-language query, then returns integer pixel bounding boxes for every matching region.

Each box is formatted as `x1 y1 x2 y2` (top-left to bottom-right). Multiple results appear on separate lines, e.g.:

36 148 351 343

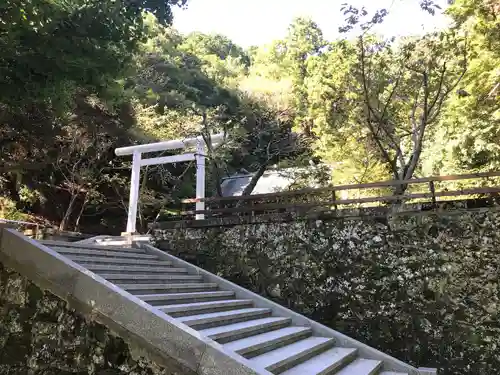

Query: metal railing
177 171 500 219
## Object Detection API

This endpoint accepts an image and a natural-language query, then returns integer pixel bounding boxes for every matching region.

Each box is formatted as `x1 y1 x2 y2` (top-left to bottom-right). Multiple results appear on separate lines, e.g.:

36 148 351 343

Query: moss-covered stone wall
0 264 186 375
156 208 500 375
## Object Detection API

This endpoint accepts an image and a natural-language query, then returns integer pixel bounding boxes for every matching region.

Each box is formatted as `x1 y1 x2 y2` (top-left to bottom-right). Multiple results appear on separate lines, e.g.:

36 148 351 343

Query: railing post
195 139 205 220
429 180 437 207
332 189 338 211
126 151 141 233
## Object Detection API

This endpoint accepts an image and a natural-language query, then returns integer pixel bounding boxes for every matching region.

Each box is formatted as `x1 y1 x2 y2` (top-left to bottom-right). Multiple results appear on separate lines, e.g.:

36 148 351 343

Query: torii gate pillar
115 133 224 233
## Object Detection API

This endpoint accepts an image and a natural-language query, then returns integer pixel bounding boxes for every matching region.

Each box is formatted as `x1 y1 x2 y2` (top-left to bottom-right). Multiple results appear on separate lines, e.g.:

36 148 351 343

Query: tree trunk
59 194 78 231
394 183 408 196
236 163 268 207
212 160 224 197
157 0 167 24
5 172 21 205
74 193 88 232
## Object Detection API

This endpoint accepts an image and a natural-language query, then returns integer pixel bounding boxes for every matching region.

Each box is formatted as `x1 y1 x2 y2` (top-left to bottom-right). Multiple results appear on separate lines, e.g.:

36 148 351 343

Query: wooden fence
178 171 500 219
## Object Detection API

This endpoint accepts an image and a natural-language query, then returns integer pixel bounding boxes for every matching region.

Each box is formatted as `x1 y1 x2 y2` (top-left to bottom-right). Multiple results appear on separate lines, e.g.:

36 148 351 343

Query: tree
53 157 104 232
285 17 327 136
422 0 500 176
134 0 188 25
305 40 391 186
355 32 468 193
238 108 303 197
339 1 451 34
3 0 499 235
181 32 250 65
132 14 242 135
0 0 146 110
50 117 120 231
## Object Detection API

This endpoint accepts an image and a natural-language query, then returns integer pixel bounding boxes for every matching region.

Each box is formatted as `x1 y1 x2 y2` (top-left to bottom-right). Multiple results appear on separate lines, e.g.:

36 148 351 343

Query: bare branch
359 36 399 178
380 75 401 121
403 70 429 180
410 80 423 129
428 61 447 114
428 44 468 123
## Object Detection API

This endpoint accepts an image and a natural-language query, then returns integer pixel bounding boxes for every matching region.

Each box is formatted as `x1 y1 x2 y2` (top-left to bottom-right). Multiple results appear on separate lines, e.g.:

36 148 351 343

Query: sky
172 0 452 47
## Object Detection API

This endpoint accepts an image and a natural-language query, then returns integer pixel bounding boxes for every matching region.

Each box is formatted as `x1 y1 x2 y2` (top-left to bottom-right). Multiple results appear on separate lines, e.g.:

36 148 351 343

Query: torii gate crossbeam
115 133 224 233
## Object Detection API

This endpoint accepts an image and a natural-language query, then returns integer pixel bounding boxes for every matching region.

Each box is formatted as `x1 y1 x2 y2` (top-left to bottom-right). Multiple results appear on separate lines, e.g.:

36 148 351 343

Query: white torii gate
115 133 225 233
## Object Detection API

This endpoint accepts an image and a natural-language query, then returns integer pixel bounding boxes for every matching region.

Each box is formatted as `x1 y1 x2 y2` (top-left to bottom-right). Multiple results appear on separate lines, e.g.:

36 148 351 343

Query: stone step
53 246 145 255
68 255 172 266
200 317 292 343
249 336 336 374
86 264 188 274
137 291 235 305
159 299 253 317
102 274 203 284
335 358 383 375
280 347 358 375
178 308 273 330
11 236 428 375
53 248 157 259
118 283 219 294
43 240 145 252
225 326 313 358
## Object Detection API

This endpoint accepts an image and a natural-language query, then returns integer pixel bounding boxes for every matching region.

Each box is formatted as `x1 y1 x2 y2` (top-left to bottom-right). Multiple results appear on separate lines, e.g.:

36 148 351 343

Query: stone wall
0 263 185 375
155 207 500 375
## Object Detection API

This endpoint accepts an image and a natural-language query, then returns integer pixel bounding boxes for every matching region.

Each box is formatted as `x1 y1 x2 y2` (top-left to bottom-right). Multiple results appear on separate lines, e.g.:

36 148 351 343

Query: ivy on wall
0 265 188 375
156 209 500 375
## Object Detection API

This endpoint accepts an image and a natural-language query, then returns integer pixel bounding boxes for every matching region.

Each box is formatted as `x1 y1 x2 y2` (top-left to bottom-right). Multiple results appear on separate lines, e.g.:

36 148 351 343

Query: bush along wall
155 208 500 375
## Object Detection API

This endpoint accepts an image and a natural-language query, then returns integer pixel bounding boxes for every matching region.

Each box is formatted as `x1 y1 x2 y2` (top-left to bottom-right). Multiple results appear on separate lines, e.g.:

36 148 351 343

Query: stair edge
140 242 427 375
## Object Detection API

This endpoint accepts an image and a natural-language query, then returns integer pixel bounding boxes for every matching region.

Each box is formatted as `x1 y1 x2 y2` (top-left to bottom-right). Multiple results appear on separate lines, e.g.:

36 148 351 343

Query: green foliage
0 0 146 110
182 32 250 67
136 0 188 25
0 265 184 373
132 14 242 140
18 185 45 205
0 1 500 372
279 17 327 135
1 0 500 232
422 0 500 176
0 197 26 221
305 39 392 184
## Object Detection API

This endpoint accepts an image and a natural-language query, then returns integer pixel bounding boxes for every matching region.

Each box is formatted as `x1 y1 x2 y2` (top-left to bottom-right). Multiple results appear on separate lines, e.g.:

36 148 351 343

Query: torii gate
115 133 225 233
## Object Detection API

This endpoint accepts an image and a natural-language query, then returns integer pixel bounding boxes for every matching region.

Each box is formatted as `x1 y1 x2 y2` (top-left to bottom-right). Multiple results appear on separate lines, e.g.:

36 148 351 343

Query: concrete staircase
33 238 436 375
